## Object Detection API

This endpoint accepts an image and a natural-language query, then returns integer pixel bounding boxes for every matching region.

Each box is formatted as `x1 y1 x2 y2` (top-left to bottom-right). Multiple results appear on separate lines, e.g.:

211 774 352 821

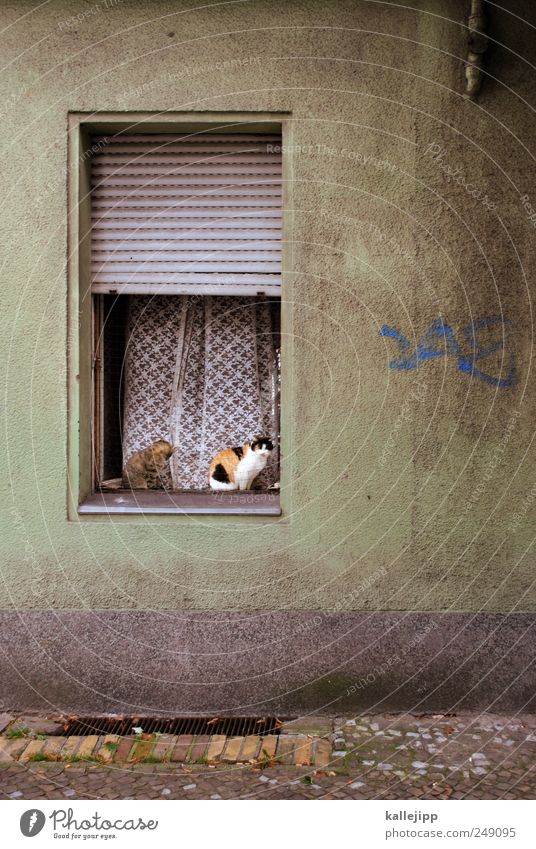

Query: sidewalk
1 713 535 800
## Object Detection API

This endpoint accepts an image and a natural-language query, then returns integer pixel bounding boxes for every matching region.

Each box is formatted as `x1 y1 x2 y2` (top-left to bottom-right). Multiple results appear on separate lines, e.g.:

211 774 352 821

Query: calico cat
122 440 176 490
208 437 274 491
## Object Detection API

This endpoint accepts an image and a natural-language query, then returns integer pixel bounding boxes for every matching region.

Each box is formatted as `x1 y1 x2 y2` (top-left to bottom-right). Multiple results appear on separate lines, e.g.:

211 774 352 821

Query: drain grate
58 716 286 737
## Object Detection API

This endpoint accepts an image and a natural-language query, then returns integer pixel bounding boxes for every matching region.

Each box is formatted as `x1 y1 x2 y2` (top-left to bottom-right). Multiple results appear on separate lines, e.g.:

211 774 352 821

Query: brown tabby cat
208 437 274 491
122 440 176 490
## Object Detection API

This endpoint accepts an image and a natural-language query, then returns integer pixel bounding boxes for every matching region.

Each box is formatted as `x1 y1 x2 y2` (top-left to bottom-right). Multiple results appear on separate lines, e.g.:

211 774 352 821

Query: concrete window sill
78 489 281 516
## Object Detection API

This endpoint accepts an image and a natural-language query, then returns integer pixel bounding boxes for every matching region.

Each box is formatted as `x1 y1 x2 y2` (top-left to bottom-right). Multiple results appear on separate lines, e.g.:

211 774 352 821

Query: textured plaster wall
1 0 536 615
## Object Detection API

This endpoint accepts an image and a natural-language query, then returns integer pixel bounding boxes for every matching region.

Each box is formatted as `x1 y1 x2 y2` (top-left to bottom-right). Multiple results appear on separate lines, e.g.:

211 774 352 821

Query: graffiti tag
380 316 516 388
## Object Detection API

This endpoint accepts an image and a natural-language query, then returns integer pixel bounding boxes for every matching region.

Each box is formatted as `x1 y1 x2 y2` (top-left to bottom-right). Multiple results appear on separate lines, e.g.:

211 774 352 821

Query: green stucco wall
2 0 535 614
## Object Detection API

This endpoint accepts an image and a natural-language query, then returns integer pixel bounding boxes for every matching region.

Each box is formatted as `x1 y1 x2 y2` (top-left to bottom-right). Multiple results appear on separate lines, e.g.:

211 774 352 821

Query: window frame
67 111 292 521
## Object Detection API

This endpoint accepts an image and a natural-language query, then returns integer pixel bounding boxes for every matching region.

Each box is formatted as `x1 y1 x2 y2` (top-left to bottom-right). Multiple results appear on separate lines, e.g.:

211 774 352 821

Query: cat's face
251 437 274 455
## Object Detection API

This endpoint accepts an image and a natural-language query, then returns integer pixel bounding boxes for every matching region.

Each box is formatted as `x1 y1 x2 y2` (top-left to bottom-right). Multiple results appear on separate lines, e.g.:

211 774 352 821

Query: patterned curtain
122 295 279 490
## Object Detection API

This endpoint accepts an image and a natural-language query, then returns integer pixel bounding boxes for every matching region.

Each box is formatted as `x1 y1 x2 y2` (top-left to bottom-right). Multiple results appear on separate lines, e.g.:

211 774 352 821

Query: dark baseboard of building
0 611 534 714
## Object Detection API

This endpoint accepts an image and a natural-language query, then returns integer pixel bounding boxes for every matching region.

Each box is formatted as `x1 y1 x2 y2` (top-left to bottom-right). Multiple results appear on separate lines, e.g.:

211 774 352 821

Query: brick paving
1 713 535 800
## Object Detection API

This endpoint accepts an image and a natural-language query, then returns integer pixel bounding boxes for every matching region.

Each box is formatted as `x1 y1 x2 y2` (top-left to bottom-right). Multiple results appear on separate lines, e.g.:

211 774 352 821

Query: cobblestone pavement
1 713 536 800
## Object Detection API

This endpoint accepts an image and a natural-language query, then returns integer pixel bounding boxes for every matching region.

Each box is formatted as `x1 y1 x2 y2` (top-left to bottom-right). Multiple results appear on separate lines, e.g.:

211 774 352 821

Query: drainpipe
465 0 489 98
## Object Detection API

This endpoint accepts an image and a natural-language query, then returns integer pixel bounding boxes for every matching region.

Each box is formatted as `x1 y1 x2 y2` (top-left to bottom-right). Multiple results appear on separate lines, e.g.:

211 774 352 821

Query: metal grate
58 716 286 737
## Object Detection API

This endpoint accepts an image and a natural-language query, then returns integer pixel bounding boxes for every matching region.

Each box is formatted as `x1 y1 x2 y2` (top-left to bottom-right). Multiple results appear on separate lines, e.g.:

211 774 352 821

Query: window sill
78 489 281 516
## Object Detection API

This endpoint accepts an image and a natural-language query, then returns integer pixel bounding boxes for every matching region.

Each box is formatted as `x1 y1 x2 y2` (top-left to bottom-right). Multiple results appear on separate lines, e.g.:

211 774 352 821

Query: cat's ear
171 445 178 454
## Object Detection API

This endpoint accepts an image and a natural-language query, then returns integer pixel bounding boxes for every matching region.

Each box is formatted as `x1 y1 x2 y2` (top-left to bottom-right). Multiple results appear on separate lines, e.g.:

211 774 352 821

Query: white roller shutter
90 133 282 296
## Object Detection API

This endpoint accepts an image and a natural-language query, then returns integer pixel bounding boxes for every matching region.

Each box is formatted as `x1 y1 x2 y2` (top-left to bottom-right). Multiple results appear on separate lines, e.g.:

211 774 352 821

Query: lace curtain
121 295 279 490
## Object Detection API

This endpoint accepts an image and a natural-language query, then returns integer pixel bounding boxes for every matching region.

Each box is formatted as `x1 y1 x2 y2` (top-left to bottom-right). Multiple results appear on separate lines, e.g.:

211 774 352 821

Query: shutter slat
92 261 280 273
93 157 277 171
92 185 281 198
90 133 281 294
92 174 281 187
94 250 279 262
92 229 281 241
93 133 281 140
91 272 281 296
93 161 280 175
93 273 280 282
92 209 280 221
92 241 280 255
93 240 280 252
91 134 280 149
92 198 280 210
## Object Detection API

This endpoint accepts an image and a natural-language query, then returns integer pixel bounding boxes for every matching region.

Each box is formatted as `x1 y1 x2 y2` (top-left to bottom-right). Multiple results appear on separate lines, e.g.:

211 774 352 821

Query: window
74 123 284 516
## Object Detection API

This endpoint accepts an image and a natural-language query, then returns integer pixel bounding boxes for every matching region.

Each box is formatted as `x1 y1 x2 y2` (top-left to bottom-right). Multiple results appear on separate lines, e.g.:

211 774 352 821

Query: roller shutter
90 132 282 295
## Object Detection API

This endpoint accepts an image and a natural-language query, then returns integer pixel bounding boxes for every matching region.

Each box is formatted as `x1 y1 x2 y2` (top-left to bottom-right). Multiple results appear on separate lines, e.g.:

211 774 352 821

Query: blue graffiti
380 316 517 388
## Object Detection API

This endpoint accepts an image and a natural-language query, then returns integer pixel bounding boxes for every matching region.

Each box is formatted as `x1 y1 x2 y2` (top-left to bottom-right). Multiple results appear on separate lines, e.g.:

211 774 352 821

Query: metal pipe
465 0 489 98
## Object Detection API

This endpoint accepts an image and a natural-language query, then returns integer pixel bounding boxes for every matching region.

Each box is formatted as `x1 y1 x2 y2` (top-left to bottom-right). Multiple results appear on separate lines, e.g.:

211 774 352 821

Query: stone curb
0 733 333 768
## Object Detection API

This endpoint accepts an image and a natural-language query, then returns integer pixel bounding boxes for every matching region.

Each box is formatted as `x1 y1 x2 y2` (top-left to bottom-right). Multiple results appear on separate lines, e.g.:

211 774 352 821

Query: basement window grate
58 716 287 737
